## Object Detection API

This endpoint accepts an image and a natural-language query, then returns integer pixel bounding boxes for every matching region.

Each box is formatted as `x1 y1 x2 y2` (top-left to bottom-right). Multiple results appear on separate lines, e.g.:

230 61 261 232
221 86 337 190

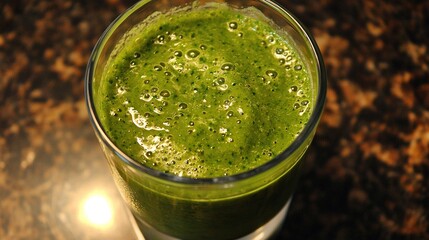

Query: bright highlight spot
82 194 113 227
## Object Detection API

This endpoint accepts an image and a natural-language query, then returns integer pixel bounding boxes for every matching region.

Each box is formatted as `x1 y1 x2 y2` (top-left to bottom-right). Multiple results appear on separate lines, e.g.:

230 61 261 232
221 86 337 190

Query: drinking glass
85 0 326 239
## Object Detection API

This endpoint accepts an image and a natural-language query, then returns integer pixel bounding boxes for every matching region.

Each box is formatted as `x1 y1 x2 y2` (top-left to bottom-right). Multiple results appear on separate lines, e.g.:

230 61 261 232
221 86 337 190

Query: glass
85 0 326 239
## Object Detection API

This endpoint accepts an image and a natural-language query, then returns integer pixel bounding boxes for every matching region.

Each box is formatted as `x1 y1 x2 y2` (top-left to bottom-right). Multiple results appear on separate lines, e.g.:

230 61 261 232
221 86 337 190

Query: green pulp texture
97 5 312 178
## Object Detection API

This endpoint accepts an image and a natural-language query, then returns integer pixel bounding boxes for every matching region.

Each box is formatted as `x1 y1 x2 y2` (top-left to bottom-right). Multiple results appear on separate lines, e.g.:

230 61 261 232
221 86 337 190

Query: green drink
85 1 326 239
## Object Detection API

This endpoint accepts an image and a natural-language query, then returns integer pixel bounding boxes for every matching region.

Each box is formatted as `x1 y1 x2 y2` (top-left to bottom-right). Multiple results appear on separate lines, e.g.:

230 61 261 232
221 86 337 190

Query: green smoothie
93 3 314 239
97 5 311 178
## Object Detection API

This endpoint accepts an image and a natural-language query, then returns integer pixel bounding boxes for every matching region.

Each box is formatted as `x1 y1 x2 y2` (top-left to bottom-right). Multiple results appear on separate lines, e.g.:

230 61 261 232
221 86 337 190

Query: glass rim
84 0 327 185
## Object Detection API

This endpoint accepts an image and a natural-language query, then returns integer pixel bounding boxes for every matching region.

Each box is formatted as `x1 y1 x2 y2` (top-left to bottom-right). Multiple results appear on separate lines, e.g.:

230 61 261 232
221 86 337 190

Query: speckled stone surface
0 0 428 239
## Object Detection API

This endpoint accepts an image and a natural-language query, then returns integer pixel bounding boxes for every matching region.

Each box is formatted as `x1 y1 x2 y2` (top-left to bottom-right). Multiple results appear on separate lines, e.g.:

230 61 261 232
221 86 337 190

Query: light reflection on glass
80 193 113 227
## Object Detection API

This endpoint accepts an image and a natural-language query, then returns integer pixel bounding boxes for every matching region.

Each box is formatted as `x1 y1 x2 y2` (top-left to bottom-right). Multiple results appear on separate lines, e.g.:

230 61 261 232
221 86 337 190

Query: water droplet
130 60 137 68
146 151 153 157
227 111 234 118
218 77 225 84
144 80 150 84
301 100 309 106
174 51 182 57
289 86 298 92
179 103 188 109
189 121 194 126
160 90 170 97
134 52 141 58
186 50 200 58
275 48 284 54
200 44 207 50
236 120 241 124
229 22 238 29
151 87 158 92
279 59 285 65
294 64 302 71
154 65 163 71
238 32 243 37
164 71 171 76
266 70 278 78
221 63 234 71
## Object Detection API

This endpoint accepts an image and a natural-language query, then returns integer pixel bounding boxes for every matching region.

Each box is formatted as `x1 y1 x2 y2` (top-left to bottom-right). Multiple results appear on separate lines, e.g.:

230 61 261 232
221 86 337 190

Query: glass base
128 198 292 240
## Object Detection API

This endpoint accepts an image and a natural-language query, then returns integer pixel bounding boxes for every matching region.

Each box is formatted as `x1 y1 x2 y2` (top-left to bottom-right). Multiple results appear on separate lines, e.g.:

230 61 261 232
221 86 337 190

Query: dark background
1 0 428 239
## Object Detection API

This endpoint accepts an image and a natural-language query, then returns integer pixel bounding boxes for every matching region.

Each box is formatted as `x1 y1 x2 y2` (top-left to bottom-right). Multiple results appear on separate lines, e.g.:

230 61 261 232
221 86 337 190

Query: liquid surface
97 5 312 178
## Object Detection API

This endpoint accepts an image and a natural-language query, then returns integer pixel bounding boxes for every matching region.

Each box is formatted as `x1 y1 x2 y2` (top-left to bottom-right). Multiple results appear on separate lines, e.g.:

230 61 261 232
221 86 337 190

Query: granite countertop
1 0 428 239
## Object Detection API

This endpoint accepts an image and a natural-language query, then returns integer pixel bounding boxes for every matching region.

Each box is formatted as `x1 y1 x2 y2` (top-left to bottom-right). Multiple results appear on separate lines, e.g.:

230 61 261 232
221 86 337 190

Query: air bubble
154 65 163 71
229 22 238 29
227 111 234 118
221 63 234 71
275 48 284 54
163 121 171 126
189 121 194 126
301 100 309 106
238 32 243 37
156 35 165 44
289 86 298 92
236 120 241 124
141 93 152 102
293 103 300 109
200 44 207 50
179 103 188 109
151 87 158 92
218 77 225 84
294 64 302 71
266 70 278 78
279 59 285 65
144 112 151 118
134 52 141 58
164 71 172 76
144 80 150 84
146 151 153 157
186 50 200 58
160 90 170 97
130 61 137 68
174 51 182 57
